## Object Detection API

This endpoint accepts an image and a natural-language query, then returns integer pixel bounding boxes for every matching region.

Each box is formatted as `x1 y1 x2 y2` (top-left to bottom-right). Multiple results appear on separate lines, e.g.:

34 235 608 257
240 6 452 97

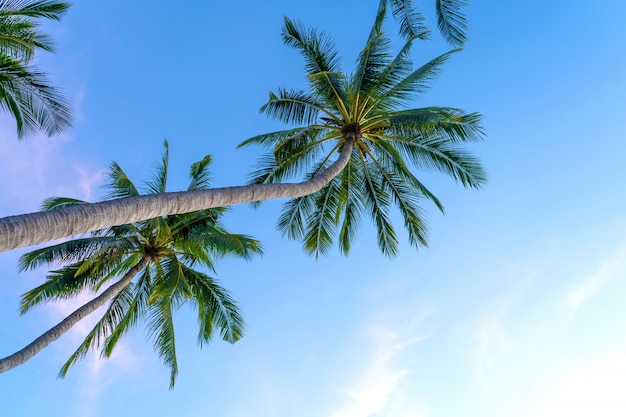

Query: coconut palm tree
0 141 262 388
237 11 483 257
0 0 481 253
0 0 72 138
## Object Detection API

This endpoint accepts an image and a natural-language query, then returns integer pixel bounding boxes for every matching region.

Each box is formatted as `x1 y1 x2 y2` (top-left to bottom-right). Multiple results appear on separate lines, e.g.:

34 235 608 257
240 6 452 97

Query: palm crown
0 0 71 138
14 141 262 387
239 8 485 258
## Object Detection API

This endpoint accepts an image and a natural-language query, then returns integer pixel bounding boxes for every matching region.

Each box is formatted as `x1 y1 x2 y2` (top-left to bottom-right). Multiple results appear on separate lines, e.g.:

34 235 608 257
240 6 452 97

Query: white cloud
0 120 104 214
563 244 626 312
520 349 626 417
329 317 429 417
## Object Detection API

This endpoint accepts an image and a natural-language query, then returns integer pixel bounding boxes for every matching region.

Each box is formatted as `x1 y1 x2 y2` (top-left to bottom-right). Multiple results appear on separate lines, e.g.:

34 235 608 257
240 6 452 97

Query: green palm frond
281 17 341 76
387 0 430 40
102 269 152 358
359 154 398 257
387 107 484 143
57 281 137 378
260 88 330 125
368 138 444 212
18 236 130 271
337 157 364 255
0 1 70 20
187 154 212 191
393 135 486 188
436 0 469 47
367 49 459 113
146 140 169 195
351 31 392 113
302 176 342 258
103 161 140 199
20 264 96 312
40 196 87 211
146 297 178 389
362 146 430 248
0 56 71 137
277 193 316 240
184 265 245 344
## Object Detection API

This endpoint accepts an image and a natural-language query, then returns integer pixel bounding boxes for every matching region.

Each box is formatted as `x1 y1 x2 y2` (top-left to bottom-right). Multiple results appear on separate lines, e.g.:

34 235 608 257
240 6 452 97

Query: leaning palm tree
0 0 72 138
0 0 481 253
0 141 262 388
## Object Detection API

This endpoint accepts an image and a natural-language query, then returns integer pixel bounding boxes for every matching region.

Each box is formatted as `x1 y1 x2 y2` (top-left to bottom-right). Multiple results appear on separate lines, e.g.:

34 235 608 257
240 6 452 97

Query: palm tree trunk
0 138 355 253
0 255 150 373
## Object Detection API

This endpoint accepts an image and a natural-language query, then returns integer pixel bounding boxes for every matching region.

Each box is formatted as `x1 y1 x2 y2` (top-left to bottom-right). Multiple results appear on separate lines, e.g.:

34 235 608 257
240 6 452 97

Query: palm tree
0 141 262 388
0 0 482 253
0 0 72 138
238 11 483 257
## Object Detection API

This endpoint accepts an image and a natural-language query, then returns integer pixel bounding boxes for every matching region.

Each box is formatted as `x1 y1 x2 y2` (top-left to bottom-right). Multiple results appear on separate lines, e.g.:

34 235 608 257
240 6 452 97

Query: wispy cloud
328 314 430 417
0 121 105 214
563 244 626 312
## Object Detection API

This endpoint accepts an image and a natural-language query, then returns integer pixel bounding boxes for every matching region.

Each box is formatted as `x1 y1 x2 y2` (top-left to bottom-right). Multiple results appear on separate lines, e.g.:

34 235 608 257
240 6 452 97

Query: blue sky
1 1 626 416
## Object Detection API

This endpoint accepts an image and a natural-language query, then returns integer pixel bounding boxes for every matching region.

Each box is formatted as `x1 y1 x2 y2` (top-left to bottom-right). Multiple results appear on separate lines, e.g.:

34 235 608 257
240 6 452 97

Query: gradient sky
2 1 626 416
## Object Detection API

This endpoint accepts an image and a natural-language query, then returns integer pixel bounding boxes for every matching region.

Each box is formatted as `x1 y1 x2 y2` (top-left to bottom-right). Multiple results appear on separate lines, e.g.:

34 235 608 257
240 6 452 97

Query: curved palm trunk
0 138 355 252
0 256 150 373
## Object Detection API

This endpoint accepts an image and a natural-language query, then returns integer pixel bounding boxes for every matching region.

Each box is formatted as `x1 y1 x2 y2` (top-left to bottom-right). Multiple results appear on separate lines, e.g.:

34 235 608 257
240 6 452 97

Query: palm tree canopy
239 8 485 258
17 141 262 387
0 0 71 138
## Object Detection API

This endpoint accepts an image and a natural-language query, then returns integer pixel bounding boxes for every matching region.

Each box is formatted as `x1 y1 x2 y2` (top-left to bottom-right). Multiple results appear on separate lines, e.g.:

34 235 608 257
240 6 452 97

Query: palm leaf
436 0 469 47
103 161 140 199
184 265 245 344
187 154 212 191
146 140 169 195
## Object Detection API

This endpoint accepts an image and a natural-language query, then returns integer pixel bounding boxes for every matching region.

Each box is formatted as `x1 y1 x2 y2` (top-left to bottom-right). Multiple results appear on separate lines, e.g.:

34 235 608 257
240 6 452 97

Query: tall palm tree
0 0 482 253
0 141 262 388
0 0 72 138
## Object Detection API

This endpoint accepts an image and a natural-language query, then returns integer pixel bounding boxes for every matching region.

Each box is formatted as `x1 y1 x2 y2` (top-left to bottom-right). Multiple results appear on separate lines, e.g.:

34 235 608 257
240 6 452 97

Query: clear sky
1 1 626 416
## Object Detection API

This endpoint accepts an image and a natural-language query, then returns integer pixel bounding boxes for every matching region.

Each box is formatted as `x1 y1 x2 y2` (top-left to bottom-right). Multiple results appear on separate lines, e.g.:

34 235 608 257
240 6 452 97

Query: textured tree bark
0 256 150 373
0 138 355 252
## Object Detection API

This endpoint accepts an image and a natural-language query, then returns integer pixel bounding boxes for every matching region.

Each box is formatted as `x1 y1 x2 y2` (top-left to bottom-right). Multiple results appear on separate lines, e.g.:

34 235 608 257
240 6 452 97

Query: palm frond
362 146 430 248
145 140 169 195
281 16 341 76
57 281 136 378
40 196 87 211
302 176 341 258
358 154 398 257
18 236 126 271
0 1 70 21
102 268 152 357
259 88 331 126
103 161 140 199
187 154 212 191
368 49 459 114
387 0 430 40
184 265 245 344
387 106 485 143
351 31 392 114
146 298 178 389
436 0 469 47
0 56 71 137
336 158 364 255
394 135 486 188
